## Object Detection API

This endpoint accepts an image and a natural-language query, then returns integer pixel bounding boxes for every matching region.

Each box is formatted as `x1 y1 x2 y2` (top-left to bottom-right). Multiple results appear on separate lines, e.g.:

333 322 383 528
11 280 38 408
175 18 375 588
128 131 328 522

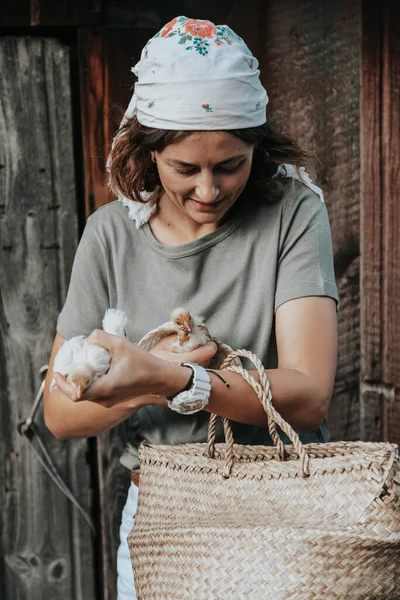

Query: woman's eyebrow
218 154 248 165
167 154 248 167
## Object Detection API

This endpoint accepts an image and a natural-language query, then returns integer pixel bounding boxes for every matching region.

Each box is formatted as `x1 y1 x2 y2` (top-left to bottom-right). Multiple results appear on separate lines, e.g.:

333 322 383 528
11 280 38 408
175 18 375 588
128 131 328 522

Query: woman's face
154 131 254 228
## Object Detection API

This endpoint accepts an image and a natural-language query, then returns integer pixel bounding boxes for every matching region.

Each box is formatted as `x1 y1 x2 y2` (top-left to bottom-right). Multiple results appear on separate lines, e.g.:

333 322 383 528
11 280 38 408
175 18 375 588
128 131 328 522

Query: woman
43 16 338 599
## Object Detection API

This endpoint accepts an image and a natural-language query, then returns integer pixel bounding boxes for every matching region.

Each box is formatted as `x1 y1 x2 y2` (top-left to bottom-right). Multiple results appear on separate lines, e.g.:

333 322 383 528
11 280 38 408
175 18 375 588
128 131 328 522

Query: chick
138 307 239 369
169 307 210 352
50 308 129 398
51 340 111 397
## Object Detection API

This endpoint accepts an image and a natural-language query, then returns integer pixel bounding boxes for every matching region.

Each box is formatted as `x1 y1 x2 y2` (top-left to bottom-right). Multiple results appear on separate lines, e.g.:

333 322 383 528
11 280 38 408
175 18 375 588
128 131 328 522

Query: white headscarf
110 16 323 227
126 16 268 130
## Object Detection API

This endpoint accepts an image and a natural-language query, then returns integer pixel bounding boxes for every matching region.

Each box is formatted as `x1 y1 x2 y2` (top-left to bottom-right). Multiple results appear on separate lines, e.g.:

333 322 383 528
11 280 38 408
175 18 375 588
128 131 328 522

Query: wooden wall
0 37 96 599
257 0 362 443
0 1 399 599
360 1 400 443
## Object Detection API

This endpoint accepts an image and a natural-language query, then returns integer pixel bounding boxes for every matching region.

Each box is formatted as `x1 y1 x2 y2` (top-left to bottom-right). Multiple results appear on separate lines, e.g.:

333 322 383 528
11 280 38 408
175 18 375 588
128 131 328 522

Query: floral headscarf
124 16 268 130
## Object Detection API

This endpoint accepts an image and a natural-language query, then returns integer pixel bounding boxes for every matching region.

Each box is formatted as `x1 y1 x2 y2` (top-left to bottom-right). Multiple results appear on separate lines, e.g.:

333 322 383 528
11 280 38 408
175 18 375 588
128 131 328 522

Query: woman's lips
189 198 223 212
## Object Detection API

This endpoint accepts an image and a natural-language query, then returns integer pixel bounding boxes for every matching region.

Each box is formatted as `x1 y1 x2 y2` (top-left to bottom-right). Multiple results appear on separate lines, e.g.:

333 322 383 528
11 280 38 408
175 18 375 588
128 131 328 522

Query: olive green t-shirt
57 179 339 471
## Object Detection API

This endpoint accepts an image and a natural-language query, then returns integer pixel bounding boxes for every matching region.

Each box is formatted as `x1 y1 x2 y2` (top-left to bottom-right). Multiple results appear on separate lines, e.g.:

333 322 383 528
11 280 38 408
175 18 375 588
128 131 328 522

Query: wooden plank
359 0 382 441
0 37 96 600
381 1 400 445
78 27 155 216
257 0 361 440
359 0 400 443
330 257 361 440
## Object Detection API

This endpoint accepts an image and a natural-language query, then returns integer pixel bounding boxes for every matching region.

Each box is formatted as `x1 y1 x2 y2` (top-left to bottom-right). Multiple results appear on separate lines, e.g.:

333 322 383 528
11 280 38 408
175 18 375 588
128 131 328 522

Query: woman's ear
151 152 157 163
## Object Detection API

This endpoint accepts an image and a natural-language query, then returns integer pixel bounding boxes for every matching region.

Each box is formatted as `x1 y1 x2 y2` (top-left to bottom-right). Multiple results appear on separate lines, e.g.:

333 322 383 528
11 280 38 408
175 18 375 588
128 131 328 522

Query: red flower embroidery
184 19 217 39
161 17 178 37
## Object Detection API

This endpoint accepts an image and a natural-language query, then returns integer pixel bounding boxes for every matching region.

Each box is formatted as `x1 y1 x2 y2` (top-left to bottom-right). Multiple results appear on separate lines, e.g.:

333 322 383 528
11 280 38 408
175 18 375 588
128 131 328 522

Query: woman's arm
203 296 337 432
51 295 337 435
143 295 337 432
43 332 216 439
44 334 143 438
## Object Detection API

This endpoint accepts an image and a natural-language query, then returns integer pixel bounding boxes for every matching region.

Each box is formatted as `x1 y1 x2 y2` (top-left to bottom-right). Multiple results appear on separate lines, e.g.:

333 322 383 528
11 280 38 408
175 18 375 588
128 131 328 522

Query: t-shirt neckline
140 198 246 258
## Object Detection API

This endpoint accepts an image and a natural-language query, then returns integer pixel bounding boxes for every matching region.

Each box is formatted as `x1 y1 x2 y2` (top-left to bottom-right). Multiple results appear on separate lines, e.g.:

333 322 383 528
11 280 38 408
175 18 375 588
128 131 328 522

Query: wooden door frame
360 0 400 444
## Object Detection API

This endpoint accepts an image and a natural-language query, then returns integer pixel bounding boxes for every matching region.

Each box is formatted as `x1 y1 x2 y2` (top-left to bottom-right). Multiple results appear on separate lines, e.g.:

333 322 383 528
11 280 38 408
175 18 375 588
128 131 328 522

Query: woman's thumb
85 328 120 350
185 341 217 365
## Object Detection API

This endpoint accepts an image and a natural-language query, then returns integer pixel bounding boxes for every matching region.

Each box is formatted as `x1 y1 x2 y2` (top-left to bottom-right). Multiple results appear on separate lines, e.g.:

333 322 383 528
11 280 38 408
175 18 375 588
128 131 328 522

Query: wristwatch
167 362 211 414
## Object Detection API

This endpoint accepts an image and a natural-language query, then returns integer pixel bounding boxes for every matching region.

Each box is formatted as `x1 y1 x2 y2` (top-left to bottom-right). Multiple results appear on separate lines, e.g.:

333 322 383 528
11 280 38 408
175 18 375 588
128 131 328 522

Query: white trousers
117 482 139 599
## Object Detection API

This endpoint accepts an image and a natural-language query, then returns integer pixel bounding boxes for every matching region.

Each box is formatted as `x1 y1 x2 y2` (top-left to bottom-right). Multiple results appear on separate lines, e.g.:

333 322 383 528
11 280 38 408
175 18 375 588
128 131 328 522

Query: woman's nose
194 171 220 203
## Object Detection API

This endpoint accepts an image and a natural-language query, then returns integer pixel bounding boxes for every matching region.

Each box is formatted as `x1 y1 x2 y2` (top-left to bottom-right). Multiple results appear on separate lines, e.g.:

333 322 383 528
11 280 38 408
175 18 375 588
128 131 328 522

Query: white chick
137 307 240 369
50 308 129 398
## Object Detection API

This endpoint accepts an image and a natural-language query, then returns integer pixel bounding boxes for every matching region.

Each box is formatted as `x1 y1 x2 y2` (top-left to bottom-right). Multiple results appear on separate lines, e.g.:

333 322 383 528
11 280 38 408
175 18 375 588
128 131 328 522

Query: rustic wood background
0 1 399 599
0 37 96 599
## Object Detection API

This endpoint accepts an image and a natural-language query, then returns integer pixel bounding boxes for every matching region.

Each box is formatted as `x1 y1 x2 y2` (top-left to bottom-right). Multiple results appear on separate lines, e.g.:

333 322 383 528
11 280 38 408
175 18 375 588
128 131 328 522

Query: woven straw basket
128 350 400 599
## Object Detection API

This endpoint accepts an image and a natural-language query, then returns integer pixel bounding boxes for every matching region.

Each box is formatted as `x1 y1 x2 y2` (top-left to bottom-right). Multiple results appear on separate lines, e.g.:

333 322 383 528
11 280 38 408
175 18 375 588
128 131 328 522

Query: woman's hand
148 333 217 365
54 330 152 403
54 330 217 405
130 333 217 408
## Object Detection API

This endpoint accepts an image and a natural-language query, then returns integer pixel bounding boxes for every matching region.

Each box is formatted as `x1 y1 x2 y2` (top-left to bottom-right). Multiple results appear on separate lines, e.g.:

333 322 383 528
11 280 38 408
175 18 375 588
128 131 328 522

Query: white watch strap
167 362 211 415
181 361 211 396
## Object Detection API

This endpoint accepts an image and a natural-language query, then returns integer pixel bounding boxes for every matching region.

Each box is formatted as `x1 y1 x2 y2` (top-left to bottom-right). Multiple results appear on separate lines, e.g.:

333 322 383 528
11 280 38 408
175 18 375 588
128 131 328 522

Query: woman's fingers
150 336 218 366
178 341 218 366
79 374 112 400
54 372 80 401
85 329 120 350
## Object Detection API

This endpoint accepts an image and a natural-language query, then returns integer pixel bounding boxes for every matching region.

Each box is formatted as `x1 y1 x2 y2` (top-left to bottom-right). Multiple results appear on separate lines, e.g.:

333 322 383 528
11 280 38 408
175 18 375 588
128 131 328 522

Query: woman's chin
188 208 226 226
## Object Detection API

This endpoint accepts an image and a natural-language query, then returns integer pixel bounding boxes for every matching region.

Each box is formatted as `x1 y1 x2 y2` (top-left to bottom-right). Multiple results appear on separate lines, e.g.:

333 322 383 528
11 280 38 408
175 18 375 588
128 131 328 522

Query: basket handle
206 349 310 478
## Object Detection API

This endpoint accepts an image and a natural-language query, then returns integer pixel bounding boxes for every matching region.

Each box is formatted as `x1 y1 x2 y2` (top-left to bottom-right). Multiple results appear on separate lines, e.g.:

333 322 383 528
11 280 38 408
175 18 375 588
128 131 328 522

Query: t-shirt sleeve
274 183 339 311
57 217 110 339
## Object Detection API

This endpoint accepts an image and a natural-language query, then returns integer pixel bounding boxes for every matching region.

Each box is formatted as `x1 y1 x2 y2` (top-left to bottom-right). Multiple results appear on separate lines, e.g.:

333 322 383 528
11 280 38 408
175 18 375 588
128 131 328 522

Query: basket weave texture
128 350 400 599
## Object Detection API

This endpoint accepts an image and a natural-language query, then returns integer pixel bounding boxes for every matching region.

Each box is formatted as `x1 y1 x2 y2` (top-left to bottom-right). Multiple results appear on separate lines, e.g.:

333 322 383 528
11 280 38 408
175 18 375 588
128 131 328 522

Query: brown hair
108 115 317 204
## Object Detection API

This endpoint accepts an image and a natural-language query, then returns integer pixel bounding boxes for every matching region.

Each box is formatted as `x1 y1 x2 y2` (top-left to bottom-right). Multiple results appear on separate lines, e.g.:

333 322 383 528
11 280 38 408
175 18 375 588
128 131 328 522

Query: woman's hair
108 115 317 204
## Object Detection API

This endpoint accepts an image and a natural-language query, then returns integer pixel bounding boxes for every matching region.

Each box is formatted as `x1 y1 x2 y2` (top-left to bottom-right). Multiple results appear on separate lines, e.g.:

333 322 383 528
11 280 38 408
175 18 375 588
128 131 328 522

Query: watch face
167 365 211 415
169 392 206 414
